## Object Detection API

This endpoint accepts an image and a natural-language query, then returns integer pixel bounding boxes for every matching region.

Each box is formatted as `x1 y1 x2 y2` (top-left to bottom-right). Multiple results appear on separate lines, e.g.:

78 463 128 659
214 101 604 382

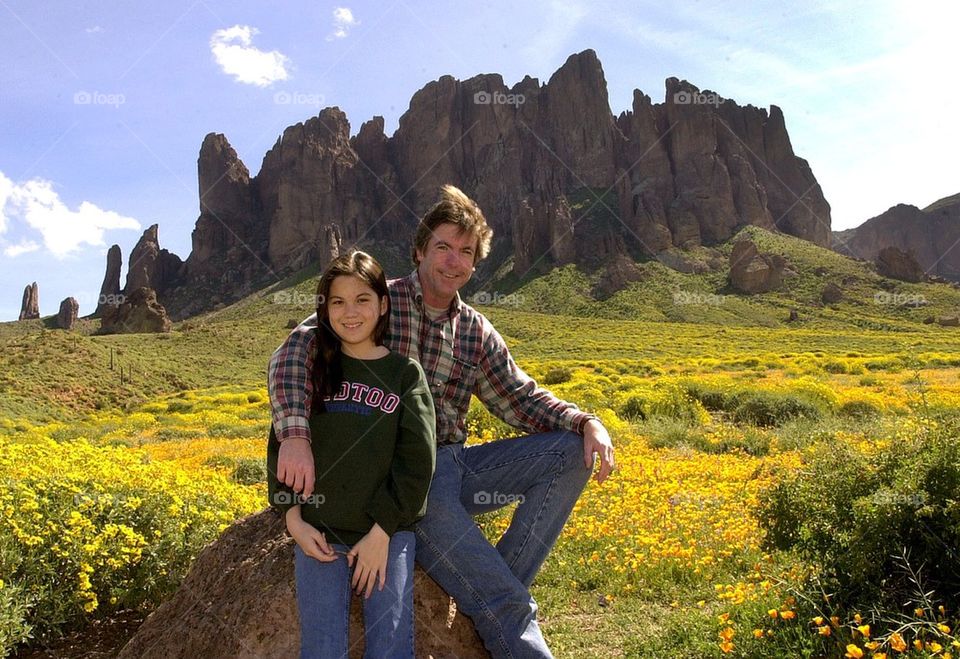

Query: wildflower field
3 288 960 656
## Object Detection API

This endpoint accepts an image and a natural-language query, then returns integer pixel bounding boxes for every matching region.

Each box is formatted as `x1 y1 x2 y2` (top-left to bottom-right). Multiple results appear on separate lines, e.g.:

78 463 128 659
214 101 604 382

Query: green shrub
542 366 573 385
732 392 822 427
757 413 960 610
230 458 267 485
838 399 882 419
0 581 32 656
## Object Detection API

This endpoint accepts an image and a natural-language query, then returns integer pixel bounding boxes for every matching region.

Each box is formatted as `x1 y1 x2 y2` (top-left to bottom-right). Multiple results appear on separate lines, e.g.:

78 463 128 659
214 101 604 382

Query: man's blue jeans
414 430 592 658
294 531 416 658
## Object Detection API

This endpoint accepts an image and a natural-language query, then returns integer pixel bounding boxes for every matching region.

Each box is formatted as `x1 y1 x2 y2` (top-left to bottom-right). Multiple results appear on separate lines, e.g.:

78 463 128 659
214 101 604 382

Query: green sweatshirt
267 351 436 544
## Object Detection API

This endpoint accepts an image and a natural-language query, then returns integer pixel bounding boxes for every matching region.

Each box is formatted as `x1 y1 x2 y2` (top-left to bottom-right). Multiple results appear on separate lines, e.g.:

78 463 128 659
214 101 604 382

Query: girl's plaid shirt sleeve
268 316 317 443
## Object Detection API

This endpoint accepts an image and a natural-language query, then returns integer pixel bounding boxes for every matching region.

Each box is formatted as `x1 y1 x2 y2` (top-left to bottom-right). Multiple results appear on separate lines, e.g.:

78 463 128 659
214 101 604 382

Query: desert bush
0 434 261 641
0 580 32 656
732 392 822 427
757 413 960 611
230 458 267 485
542 366 573 385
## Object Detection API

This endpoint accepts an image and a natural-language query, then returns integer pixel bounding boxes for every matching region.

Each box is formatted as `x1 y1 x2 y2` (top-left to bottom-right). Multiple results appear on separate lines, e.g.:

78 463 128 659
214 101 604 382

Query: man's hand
582 418 615 483
347 523 389 599
285 506 338 562
277 436 315 497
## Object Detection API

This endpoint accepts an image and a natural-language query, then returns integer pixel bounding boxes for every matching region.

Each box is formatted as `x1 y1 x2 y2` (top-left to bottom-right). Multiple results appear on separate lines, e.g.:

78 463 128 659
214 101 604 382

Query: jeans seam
414 525 514 658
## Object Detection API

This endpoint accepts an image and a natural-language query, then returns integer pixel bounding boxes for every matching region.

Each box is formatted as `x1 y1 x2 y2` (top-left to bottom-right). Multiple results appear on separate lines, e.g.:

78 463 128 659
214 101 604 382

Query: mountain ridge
88 49 834 322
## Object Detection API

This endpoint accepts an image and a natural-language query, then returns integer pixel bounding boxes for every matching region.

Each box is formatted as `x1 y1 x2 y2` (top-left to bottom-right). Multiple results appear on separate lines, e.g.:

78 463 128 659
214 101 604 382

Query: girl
267 251 436 658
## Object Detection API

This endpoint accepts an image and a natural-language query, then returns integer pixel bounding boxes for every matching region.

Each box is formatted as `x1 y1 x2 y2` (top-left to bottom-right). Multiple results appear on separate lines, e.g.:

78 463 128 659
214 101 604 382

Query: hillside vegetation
3 228 960 657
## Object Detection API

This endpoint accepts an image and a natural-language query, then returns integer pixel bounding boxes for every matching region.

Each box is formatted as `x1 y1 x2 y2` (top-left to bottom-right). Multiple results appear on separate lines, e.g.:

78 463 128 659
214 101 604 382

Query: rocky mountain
99 49 833 320
833 194 960 281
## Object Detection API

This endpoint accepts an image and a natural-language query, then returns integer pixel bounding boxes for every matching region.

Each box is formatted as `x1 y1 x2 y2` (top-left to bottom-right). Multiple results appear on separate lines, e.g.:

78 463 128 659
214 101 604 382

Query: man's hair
412 185 494 266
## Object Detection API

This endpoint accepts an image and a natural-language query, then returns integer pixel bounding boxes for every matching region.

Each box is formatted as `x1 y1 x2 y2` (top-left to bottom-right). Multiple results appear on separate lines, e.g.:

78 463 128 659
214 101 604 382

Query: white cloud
4 240 40 257
210 25 290 87
85 25 104 34
0 171 140 258
328 7 359 40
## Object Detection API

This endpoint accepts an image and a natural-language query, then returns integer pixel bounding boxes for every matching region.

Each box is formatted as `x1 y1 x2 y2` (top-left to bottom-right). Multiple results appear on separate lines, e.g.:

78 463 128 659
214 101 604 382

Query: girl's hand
347 524 389 598
285 506 338 562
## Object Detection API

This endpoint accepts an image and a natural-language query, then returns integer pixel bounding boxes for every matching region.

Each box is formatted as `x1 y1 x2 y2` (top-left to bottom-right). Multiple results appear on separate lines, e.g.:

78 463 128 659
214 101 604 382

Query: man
269 184 615 658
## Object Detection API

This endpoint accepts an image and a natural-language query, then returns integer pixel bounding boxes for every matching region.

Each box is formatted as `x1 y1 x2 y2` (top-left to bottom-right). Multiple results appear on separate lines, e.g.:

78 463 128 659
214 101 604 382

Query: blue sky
1 0 957 320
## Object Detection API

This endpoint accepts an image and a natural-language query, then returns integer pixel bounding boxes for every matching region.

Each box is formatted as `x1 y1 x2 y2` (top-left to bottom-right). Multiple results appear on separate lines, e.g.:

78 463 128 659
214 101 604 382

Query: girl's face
325 274 388 355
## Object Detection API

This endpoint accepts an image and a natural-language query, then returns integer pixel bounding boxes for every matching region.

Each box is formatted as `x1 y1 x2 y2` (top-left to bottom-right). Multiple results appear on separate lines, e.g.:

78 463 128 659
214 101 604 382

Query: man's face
416 223 478 308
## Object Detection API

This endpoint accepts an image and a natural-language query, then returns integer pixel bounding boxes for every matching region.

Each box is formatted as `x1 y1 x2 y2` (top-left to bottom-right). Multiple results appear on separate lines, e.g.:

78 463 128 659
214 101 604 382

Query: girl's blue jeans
294 530 416 658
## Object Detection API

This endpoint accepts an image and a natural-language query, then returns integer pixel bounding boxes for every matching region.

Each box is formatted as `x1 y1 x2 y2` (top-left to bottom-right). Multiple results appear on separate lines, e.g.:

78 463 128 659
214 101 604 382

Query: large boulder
100 287 171 334
56 297 79 329
729 240 785 294
876 246 926 283
118 509 487 659
18 281 39 320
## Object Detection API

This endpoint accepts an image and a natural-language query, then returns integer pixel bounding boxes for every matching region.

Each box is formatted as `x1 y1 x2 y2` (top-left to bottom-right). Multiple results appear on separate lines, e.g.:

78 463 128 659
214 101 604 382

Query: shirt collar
409 269 463 319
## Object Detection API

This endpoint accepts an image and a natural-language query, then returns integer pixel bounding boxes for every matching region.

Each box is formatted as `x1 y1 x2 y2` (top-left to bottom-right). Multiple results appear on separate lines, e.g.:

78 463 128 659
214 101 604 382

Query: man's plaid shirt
269 271 593 446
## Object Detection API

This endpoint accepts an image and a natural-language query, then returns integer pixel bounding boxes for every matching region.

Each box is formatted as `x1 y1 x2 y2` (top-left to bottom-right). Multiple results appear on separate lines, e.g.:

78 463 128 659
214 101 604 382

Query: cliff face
148 49 833 319
834 196 960 281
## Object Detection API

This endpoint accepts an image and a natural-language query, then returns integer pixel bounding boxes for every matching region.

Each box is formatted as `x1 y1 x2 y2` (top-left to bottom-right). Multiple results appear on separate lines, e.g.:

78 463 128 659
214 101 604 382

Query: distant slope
3 225 959 425
833 193 960 281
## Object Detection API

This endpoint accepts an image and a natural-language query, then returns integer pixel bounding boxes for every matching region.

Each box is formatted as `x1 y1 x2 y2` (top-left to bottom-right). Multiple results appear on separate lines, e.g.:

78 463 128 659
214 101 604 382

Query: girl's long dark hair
312 251 390 412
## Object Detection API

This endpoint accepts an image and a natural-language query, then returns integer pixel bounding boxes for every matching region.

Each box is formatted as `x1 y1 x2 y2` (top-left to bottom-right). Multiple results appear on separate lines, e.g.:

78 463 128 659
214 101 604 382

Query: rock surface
875 246 926 283
821 282 843 304
155 49 831 318
100 287 172 334
124 225 183 296
117 509 488 659
834 195 960 282
96 244 124 317
56 297 79 329
18 282 39 320
729 240 785 294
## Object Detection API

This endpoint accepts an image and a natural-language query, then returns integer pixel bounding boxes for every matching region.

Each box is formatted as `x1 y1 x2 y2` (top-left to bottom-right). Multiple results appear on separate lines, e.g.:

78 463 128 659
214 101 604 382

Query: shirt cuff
571 411 598 435
276 415 311 443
